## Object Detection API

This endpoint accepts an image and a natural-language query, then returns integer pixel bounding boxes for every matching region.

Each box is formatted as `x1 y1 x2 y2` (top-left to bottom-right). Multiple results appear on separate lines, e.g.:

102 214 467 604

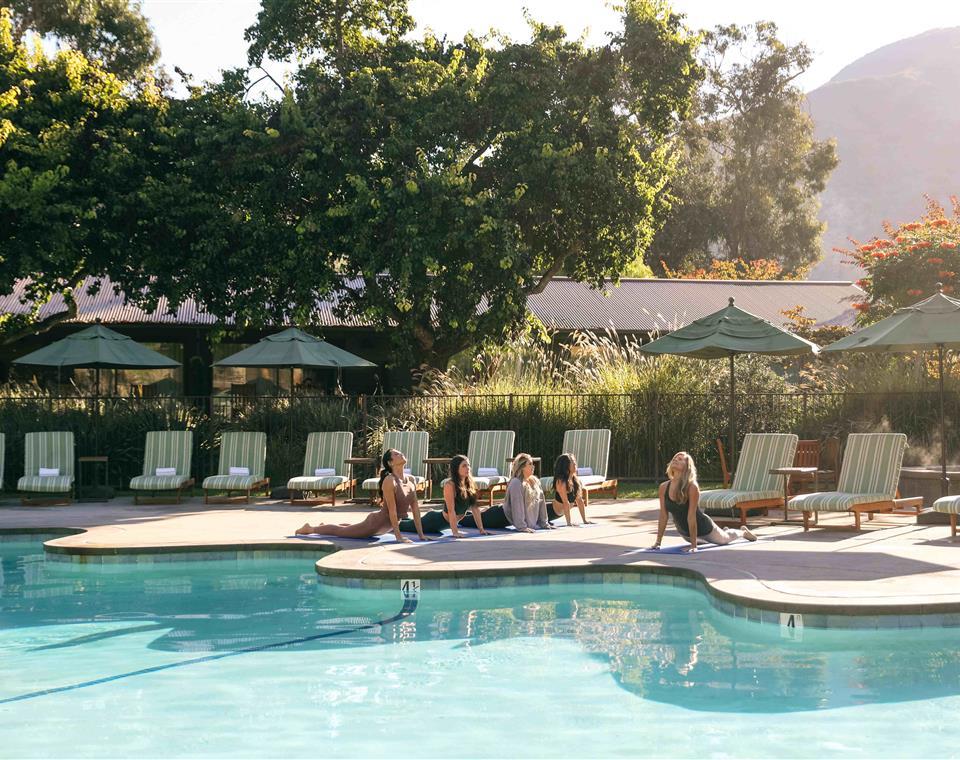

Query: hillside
808 27 960 279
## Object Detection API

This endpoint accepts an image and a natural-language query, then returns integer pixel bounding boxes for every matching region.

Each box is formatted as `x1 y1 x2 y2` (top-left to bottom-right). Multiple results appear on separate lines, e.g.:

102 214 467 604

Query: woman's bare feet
742 527 758 542
295 523 315 536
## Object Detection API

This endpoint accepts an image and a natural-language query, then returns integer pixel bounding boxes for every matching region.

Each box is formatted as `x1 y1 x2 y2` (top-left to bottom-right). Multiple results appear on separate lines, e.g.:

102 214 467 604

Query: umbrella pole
729 353 736 472
939 344 949 497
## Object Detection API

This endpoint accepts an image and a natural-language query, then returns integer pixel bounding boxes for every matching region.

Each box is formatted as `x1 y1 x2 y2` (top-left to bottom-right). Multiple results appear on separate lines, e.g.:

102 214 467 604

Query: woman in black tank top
652 451 756 552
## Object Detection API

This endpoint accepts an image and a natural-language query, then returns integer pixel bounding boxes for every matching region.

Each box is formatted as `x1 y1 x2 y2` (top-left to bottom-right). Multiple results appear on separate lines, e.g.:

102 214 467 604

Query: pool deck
3 495 960 623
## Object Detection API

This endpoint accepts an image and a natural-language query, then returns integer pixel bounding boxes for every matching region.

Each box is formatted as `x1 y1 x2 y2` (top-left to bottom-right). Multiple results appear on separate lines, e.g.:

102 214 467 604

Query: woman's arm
471 505 488 534
382 476 412 544
653 482 669 548
533 478 552 529
443 481 462 538
685 484 701 552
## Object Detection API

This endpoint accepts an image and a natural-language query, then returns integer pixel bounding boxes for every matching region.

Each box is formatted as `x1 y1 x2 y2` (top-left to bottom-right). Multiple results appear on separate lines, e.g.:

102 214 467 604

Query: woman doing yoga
295 449 429 543
652 451 756 553
399 455 488 537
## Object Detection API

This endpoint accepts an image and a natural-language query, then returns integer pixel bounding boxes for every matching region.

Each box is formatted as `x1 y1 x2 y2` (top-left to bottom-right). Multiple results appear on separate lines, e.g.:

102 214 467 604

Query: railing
0 391 956 490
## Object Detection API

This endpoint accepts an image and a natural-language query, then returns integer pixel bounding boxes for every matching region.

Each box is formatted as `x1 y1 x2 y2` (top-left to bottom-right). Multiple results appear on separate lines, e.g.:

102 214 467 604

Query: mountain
807 27 960 280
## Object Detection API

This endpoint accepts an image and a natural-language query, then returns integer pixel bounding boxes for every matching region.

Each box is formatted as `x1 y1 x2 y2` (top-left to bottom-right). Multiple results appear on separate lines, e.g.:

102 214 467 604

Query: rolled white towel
155 467 177 476
477 467 499 477
229 466 250 476
39 467 60 477
314 467 337 477
577 467 594 477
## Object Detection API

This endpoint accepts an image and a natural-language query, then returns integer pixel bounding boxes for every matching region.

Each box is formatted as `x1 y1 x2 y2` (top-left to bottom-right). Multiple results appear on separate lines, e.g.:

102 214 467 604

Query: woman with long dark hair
295 449 429 543
400 454 489 537
549 452 593 526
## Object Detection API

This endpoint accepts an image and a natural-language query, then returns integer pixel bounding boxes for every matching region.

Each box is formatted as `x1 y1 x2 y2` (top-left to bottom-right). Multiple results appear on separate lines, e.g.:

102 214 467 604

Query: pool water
1 539 959 758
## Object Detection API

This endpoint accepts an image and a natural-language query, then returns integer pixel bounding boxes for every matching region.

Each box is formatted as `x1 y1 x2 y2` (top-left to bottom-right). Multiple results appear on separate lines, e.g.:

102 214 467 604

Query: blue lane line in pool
0 598 418 706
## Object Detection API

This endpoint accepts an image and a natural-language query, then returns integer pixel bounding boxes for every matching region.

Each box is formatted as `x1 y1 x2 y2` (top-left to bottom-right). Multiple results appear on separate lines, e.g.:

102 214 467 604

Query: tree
245 0 413 66
661 258 789 280
5 0 159 81
840 196 960 322
219 0 702 370
650 22 838 277
0 8 166 343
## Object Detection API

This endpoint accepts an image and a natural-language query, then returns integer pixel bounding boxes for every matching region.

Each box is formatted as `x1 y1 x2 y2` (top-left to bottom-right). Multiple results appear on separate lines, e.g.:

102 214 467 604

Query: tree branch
526 255 568 295
0 290 79 346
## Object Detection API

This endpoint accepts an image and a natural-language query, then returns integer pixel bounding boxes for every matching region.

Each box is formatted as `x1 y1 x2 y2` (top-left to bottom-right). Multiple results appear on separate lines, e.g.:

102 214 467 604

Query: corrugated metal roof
0 276 862 332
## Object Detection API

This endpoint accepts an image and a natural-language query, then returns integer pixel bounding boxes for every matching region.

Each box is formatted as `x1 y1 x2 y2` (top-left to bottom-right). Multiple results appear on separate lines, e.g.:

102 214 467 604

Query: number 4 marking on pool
780 612 804 641
401 579 420 601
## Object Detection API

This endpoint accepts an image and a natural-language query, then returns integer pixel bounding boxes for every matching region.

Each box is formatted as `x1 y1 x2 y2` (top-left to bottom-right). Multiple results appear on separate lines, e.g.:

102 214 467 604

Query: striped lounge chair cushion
289 475 350 492
933 495 960 515
214 432 267 478
17 475 73 493
202 474 260 491
131 431 193 491
789 491 893 513
288 432 354 493
698 433 797 515
787 433 907 513
130 474 191 490
19 432 75 494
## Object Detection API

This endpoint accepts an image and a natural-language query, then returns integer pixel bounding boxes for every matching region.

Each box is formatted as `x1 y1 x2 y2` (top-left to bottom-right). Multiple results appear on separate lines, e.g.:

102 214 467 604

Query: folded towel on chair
39 467 60 477
229 466 250 476
155 467 177 476
314 467 337 477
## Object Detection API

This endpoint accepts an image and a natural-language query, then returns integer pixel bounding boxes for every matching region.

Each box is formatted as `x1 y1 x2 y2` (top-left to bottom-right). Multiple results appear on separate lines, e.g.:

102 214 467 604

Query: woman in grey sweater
501 453 555 532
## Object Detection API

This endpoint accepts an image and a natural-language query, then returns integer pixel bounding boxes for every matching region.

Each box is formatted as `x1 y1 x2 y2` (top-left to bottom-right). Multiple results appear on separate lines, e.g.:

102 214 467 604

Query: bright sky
142 0 960 94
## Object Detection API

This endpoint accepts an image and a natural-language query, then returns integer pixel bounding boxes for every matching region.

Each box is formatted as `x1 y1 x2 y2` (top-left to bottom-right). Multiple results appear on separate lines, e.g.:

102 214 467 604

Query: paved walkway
2 496 960 617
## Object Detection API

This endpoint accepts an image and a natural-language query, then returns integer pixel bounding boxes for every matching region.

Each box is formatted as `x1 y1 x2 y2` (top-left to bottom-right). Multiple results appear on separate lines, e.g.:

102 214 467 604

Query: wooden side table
78 455 111 500
769 466 818 523
344 457 376 500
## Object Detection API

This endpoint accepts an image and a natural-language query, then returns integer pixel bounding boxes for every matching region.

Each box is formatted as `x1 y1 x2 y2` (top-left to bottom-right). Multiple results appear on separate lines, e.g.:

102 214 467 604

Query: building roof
0 276 862 334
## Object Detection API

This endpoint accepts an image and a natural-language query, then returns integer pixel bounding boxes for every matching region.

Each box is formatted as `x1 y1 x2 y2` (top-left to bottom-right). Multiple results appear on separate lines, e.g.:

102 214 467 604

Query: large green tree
5 0 158 81
650 22 837 277
203 0 702 370
0 8 167 344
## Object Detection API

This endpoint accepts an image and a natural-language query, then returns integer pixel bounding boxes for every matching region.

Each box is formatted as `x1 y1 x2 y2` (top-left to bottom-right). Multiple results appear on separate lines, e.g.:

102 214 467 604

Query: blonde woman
652 451 757 553
501 453 554 533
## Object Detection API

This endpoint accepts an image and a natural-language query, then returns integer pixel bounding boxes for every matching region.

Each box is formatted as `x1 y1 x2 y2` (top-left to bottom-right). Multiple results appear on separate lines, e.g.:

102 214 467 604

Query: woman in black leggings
399 455 489 537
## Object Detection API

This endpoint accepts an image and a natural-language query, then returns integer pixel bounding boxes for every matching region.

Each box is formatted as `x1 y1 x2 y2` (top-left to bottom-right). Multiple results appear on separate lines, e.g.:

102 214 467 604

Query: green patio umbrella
213 327 375 392
13 323 180 395
823 284 960 495
640 297 820 469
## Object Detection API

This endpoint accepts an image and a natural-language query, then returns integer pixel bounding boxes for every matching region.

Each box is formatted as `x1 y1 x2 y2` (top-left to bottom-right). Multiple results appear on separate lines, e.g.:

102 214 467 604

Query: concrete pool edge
312 560 960 629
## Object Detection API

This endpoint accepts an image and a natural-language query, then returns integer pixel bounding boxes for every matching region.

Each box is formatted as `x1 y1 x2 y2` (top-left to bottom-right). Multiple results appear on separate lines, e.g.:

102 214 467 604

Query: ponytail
377 448 399 502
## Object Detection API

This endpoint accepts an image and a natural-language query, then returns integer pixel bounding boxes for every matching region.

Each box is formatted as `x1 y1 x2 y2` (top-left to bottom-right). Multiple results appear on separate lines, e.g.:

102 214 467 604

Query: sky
141 0 960 94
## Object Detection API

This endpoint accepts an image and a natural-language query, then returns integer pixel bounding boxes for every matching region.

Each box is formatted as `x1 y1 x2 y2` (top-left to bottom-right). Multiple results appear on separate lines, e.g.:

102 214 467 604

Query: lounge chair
442 430 515 507
932 495 960 539
18 431 75 504
789 433 922 530
361 431 431 501
698 433 798 526
130 431 195 504
288 432 355 506
202 432 270 504
540 429 617 504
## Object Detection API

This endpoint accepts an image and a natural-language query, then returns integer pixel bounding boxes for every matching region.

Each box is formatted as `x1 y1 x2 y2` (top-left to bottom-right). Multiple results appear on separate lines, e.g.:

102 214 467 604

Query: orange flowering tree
661 257 789 280
841 197 960 322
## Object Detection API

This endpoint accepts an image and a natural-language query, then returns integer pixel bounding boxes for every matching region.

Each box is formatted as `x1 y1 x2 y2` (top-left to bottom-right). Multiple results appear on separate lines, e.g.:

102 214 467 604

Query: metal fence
0 391 956 490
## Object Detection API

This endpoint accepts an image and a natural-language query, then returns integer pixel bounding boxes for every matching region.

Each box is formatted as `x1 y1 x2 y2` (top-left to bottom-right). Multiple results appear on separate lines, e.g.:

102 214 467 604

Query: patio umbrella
213 327 375 392
12 323 180 395
640 297 820 469
823 284 960 495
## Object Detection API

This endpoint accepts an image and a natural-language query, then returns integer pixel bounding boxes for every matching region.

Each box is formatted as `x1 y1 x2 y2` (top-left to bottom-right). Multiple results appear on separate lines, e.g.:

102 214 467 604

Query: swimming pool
1 538 958 758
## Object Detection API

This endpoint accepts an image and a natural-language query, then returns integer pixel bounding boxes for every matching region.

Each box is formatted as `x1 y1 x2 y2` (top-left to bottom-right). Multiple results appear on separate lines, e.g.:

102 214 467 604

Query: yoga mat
621 536 773 556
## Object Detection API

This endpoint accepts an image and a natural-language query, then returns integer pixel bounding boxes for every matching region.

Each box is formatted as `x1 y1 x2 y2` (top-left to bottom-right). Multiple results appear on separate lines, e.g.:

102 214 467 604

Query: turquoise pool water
1 539 959 758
